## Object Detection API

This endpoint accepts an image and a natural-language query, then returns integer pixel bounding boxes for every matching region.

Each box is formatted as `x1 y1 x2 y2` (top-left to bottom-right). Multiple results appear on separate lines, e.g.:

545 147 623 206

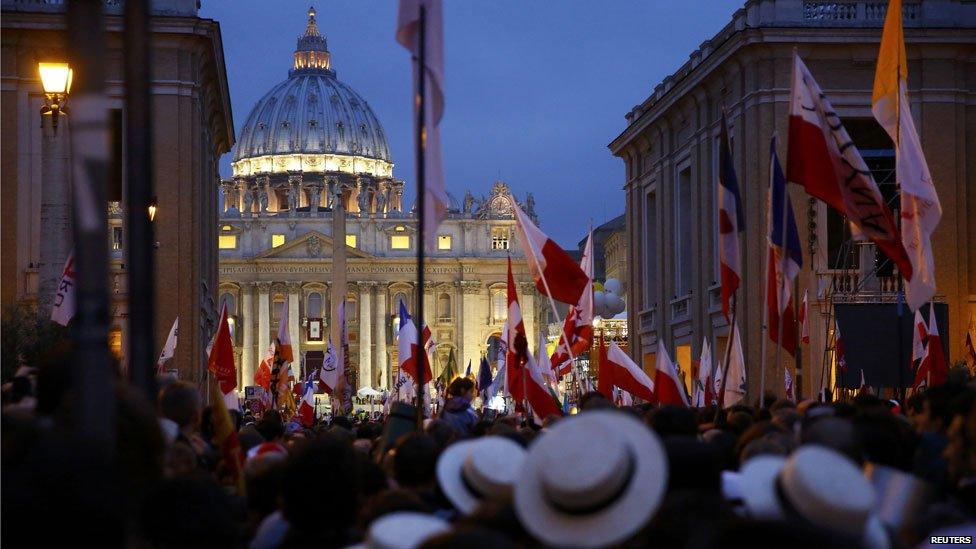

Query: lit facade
610 0 975 399
219 9 544 390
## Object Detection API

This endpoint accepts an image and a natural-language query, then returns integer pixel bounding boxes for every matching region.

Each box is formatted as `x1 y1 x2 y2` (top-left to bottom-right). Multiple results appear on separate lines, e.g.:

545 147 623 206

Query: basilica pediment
253 229 373 260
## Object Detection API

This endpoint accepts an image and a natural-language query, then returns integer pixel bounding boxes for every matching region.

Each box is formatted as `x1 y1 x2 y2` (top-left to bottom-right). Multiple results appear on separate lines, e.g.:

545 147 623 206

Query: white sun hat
348 512 450 549
513 410 668 548
739 445 887 547
436 436 527 515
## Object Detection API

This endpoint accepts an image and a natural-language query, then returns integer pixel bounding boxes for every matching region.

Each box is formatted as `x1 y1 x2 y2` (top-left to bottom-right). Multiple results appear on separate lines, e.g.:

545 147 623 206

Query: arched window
345 295 358 323
393 292 409 314
437 293 451 321
219 292 236 316
307 292 323 318
273 295 285 323
491 290 507 323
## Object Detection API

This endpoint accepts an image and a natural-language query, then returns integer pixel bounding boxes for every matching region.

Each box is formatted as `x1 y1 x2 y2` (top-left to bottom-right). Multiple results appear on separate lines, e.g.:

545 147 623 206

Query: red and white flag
504 257 529 405
397 0 448 250
655 341 689 407
858 369 869 396
276 295 294 363
787 52 910 279
524 339 563 420
511 200 589 305
551 231 594 376
913 305 948 390
207 303 239 411
606 342 655 403
718 112 744 320
799 291 810 345
397 301 433 384
765 139 802 356
693 338 714 407
965 314 976 368
873 0 941 311
297 379 316 427
318 341 340 394
51 251 76 326
911 309 928 368
156 317 179 373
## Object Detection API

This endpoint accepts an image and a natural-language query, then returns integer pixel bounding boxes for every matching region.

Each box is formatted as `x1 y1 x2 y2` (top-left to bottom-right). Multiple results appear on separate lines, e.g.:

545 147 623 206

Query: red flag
596 333 613 400
255 359 272 391
913 305 948 390
209 377 243 492
551 232 594 376
511 200 588 305
606 342 655 403
655 341 689 407
504 258 528 405
911 309 928 373
788 51 911 280
208 303 239 410
835 322 848 373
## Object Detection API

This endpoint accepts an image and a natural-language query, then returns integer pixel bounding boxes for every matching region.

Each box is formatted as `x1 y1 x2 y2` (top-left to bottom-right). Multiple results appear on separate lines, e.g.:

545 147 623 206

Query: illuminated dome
231 7 392 178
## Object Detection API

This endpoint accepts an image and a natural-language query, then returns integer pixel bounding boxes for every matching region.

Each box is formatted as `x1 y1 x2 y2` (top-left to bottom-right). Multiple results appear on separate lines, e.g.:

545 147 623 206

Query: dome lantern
292 6 332 75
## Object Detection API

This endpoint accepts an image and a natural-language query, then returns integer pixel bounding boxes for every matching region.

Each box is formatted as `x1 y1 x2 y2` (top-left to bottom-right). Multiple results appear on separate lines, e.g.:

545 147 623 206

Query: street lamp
148 196 158 222
38 62 73 131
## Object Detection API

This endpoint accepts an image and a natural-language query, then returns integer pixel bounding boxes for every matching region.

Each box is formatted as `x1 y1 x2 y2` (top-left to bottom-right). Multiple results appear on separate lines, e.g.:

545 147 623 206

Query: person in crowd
439 377 478 436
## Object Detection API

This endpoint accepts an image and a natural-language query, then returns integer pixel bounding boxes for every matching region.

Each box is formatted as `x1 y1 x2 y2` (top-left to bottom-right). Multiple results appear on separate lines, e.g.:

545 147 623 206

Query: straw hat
513 410 667 548
350 512 450 549
739 445 883 546
436 436 527 515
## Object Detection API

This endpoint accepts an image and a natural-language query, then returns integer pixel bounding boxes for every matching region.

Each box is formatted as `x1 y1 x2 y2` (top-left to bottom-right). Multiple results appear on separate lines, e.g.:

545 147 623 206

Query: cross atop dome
293 5 331 74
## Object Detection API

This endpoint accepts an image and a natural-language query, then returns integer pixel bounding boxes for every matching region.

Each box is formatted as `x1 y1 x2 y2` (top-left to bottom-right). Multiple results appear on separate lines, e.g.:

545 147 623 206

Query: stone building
609 0 975 399
1 0 234 380
219 9 544 391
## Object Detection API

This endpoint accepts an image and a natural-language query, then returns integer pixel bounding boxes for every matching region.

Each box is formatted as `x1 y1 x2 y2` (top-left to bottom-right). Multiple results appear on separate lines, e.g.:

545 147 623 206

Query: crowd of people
3 356 976 548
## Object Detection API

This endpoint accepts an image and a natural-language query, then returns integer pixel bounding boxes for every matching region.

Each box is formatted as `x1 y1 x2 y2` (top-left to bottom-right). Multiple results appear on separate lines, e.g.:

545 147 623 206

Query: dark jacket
440 397 478 436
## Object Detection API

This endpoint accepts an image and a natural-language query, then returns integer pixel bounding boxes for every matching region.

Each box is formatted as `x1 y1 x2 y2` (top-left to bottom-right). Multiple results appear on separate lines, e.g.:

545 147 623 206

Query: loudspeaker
833 302 948 389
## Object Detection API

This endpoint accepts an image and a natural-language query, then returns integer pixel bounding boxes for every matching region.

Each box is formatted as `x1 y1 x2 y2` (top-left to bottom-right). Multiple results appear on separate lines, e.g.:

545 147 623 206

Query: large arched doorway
485 331 503 365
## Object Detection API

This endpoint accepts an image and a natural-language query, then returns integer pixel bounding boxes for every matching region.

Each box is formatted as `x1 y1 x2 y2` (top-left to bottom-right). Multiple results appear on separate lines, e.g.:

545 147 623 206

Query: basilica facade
218 8 543 391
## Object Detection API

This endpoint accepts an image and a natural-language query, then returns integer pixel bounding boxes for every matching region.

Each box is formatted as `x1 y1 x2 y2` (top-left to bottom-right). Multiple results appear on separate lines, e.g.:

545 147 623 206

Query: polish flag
873 0 941 311
276 294 293 363
551 231 594 376
318 341 340 394
397 301 432 383
207 303 239 411
606 341 655 403
799 291 810 345
788 52 911 279
156 317 179 373
718 111 744 320
524 339 563 420
504 257 528 405
298 378 316 427
655 340 689 407
913 305 948 390
596 332 613 400
511 199 589 305
693 338 714 407
911 309 928 371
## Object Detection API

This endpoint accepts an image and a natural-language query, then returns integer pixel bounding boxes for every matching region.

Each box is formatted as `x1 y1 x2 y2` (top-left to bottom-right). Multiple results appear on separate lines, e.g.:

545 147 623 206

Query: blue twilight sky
201 0 742 247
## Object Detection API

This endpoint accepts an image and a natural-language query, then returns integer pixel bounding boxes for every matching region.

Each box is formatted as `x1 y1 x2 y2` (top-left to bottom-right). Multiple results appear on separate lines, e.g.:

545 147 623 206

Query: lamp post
37 62 73 316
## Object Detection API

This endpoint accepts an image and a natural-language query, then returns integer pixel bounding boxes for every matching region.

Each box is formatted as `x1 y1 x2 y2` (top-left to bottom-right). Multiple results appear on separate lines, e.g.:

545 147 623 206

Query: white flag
723 323 747 408
694 338 714 407
156 317 179 372
397 0 448 250
51 251 76 326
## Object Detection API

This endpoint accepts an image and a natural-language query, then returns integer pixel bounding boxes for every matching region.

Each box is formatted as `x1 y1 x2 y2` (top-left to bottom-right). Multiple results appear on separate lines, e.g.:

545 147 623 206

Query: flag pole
760 184 772 406
717 294 737 410
794 277 803 399
414 3 427 429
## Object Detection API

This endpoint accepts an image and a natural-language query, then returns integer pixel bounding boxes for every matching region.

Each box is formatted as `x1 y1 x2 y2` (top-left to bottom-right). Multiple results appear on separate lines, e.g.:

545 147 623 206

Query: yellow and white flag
871 0 941 311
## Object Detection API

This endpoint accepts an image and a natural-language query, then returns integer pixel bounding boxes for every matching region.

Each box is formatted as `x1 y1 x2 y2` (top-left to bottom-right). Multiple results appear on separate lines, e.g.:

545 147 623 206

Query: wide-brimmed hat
739 445 884 546
355 512 450 549
436 436 527 515
513 410 668 548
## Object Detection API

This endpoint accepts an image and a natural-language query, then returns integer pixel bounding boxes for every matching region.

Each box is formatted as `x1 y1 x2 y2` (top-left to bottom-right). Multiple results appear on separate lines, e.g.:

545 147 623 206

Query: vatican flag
872 0 941 311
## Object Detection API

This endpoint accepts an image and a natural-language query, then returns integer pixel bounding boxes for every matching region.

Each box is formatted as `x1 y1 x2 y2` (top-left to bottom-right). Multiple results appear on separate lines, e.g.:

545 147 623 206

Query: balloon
593 281 604 292
608 296 626 316
593 290 607 312
604 278 622 296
